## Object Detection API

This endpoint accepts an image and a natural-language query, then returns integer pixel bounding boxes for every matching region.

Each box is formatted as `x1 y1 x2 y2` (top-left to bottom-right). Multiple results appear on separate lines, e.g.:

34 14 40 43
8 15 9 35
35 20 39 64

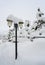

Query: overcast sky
0 0 45 33
0 0 45 20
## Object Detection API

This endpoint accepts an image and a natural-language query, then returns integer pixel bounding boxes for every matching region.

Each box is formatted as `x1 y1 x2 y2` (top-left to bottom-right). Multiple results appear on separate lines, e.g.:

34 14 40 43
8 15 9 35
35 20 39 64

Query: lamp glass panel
18 22 24 29
7 21 12 27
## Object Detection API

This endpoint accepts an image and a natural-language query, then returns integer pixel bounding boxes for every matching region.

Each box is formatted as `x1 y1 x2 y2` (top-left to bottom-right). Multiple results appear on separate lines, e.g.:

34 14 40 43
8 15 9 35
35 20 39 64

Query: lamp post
7 15 18 60
14 23 18 59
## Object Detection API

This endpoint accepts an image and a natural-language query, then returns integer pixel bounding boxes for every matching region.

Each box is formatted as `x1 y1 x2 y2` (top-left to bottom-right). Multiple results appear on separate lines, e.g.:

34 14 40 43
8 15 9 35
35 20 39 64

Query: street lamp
7 15 13 28
7 19 13 28
18 19 24 29
7 15 13 41
6 15 18 60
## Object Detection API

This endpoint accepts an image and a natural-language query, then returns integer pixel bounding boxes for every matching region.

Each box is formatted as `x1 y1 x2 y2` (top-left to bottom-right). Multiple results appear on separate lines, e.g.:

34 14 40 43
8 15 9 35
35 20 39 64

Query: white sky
0 0 45 33
0 0 45 20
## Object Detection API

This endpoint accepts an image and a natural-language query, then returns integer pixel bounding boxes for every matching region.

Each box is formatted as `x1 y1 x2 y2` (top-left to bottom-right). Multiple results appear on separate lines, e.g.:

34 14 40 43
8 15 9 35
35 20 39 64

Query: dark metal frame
14 23 18 59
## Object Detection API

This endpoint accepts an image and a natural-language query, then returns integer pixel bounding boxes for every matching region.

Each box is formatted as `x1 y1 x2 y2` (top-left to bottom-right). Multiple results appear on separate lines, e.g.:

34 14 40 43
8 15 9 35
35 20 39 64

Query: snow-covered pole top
6 14 20 28
7 14 19 24
14 17 19 24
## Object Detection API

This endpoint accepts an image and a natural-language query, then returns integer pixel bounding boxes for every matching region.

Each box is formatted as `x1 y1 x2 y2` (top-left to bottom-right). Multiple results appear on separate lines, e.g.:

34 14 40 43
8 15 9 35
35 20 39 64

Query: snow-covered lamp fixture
7 19 13 28
6 15 14 27
18 21 24 29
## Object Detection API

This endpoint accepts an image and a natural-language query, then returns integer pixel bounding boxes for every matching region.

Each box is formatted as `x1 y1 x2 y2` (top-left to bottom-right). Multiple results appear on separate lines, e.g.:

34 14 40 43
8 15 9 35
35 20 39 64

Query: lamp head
6 15 14 27
7 19 13 28
18 20 24 29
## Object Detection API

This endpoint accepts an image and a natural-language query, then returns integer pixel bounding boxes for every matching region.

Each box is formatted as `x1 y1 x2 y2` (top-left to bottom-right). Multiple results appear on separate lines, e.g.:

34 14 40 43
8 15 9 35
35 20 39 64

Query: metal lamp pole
7 15 19 60
14 23 18 59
